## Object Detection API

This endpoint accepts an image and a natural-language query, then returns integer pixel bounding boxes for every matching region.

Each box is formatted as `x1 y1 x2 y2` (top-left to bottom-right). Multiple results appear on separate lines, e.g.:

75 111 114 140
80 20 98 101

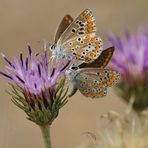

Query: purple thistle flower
0 44 71 125
107 29 148 111
107 29 148 87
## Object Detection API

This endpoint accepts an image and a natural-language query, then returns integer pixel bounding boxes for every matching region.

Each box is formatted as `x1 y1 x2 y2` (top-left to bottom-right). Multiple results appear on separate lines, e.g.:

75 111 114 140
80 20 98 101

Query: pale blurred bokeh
0 0 147 148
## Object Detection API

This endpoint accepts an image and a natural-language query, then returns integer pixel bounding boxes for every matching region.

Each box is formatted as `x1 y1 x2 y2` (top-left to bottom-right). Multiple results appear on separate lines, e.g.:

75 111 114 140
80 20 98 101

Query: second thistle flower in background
107 29 148 112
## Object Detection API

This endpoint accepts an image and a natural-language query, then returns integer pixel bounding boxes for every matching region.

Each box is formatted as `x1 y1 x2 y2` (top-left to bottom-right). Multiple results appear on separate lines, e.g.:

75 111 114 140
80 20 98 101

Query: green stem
40 125 52 148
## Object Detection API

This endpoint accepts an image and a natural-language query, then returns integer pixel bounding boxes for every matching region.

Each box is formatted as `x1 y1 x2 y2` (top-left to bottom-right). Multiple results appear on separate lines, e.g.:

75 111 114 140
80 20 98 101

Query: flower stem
40 125 52 148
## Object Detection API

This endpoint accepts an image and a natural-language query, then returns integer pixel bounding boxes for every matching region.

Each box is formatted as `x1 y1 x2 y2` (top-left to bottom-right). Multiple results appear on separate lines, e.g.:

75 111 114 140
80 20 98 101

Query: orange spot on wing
90 53 94 58
95 42 99 49
68 19 72 24
64 16 72 24
90 38 96 42
82 10 88 16
85 35 91 39
85 92 104 98
88 28 93 33
93 49 97 54
85 57 90 62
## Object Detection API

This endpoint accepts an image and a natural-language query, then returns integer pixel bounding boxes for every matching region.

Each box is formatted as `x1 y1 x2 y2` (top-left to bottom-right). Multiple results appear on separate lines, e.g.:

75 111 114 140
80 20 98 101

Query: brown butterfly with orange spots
51 10 120 98
67 47 120 98
49 8 103 64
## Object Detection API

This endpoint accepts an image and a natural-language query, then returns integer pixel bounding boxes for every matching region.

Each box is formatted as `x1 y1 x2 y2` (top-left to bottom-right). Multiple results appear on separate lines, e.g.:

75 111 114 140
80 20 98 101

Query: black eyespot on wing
78 38 81 41
69 42 72 46
80 28 84 31
79 32 84 35
71 28 76 33
107 73 110 78
105 70 108 74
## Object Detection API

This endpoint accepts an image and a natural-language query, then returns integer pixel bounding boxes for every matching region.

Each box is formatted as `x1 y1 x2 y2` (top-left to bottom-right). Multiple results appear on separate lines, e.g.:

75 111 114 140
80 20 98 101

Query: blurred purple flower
107 29 148 87
0 44 71 109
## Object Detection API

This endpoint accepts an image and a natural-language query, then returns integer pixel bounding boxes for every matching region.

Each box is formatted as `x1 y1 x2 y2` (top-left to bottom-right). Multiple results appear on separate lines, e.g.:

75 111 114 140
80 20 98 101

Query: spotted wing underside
57 8 97 44
74 68 120 98
78 47 114 68
57 9 103 63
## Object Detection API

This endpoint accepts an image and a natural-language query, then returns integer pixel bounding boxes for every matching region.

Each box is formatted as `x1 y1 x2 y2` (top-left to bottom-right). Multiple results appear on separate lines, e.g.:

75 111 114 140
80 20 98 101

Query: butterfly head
66 66 79 81
49 43 73 60
49 44 56 51
49 44 62 59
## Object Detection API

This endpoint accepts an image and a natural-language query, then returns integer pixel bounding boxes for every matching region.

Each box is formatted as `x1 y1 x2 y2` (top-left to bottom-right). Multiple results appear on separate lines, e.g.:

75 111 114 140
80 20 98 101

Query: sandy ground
0 0 147 148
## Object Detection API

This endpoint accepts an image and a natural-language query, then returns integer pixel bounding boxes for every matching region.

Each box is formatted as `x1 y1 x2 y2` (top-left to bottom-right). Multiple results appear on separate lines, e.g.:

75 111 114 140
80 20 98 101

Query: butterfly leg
68 81 78 97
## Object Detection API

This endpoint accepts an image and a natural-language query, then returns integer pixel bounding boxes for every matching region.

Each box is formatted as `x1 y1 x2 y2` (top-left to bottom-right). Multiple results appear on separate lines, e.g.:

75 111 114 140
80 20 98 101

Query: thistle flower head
107 29 148 111
0 44 71 125
107 29 148 87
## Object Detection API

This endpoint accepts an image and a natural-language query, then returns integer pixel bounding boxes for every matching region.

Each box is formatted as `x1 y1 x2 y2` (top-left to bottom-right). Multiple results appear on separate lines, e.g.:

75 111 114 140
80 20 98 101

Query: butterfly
49 8 103 64
67 46 120 98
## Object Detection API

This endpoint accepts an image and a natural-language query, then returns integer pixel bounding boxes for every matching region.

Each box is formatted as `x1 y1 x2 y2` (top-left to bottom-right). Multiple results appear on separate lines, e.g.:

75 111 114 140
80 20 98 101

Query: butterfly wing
78 47 114 68
74 68 120 98
57 8 103 63
54 15 73 43
68 47 115 97
61 34 103 63
57 8 97 44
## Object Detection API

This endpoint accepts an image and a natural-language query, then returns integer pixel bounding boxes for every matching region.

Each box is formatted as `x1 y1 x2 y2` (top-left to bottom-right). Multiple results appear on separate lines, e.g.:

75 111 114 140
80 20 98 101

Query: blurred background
0 0 147 148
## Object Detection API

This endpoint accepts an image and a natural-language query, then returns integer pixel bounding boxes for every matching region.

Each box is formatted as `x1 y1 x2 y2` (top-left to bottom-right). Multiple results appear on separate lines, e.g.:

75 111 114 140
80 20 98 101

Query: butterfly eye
71 66 78 70
50 45 55 50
